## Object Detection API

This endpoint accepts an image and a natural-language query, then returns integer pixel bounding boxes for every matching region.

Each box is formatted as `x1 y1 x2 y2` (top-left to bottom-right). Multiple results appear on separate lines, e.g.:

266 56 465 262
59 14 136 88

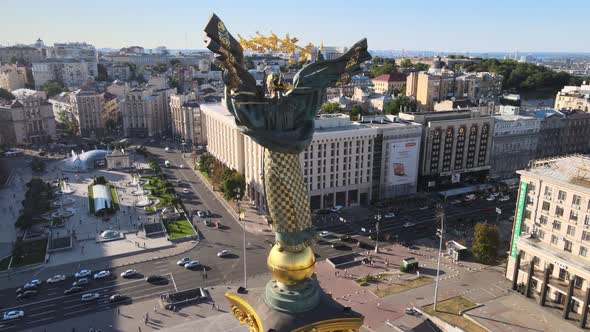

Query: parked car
176 257 191 266
196 210 206 218
64 287 83 295
331 242 349 250
2 310 24 321
450 200 462 205
384 212 396 218
206 210 213 217
419 206 429 210
146 275 165 283
217 249 231 257
75 269 92 279
330 205 344 213
464 194 477 202
204 219 213 227
120 269 138 278
339 235 352 242
185 260 201 269
183 188 189 194
318 231 330 237
357 241 374 250
486 195 495 201
81 293 100 302
16 290 38 300
93 270 111 280
46 275 66 284
73 278 89 287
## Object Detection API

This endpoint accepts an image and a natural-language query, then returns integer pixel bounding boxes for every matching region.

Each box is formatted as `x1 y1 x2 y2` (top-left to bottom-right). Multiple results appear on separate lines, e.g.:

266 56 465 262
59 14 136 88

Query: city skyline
2 0 590 53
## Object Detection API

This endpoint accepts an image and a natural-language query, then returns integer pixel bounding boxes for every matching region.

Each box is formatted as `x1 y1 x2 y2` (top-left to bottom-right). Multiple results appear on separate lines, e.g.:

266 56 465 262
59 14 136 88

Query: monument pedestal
226 283 364 332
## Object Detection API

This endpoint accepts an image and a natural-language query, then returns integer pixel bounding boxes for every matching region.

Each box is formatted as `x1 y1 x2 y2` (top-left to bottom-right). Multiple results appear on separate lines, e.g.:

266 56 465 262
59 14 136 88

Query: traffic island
421 296 486 332
371 276 432 297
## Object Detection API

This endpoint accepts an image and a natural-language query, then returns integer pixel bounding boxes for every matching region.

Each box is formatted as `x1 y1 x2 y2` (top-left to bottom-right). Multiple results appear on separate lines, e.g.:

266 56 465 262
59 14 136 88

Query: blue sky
2 0 589 52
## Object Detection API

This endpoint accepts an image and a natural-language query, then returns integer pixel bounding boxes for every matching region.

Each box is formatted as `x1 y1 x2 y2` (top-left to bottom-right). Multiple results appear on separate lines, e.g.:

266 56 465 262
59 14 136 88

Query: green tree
414 63 429 71
350 104 363 121
0 88 15 100
169 59 181 67
400 59 413 68
199 153 215 175
370 63 397 78
56 110 79 136
472 223 500 264
152 63 168 73
97 63 108 81
41 80 65 97
222 172 246 201
384 95 416 115
320 102 343 114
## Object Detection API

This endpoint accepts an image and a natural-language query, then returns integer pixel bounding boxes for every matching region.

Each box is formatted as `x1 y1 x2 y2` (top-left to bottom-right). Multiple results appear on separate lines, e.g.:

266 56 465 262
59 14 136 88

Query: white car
419 206 429 210
2 310 24 321
176 257 191 266
93 270 111 280
196 210 206 218
165 147 170 152
330 205 344 213
24 279 41 289
75 269 92 279
120 269 138 278
183 188 189 194
499 195 510 202
486 195 496 201
46 275 66 284
450 200 461 205
81 293 100 301
464 194 476 201
384 213 396 218
185 260 201 269
403 222 416 228
318 231 330 237
217 250 231 257
179 164 184 169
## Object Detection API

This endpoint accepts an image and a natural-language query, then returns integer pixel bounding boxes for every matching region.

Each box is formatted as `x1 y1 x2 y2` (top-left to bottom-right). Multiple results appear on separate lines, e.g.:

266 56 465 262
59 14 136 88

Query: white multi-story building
490 115 541 179
120 85 176 137
507 155 590 326
0 89 56 145
555 82 590 112
170 94 205 147
32 59 90 89
48 42 98 77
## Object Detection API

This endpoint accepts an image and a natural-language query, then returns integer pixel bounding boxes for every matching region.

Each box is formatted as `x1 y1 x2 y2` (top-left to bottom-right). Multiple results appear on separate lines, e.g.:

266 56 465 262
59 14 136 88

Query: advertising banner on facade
510 182 528 258
387 140 418 185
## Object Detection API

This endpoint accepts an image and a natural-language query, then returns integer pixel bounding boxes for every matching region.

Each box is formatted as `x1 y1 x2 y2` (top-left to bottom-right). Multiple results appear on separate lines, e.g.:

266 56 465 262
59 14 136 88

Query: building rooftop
492 114 537 121
372 73 407 82
519 155 590 190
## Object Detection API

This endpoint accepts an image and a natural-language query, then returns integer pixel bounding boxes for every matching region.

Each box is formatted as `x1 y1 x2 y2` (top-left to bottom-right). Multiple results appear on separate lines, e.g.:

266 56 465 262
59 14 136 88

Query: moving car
81 293 100 302
450 200 462 205
120 269 138 278
419 206 429 210
23 280 41 290
217 249 231 257
331 242 349 250
2 310 24 321
75 269 92 278
403 222 416 228
339 235 352 242
146 275 165 283
357 241 374 250
499 195 510 202
185 260 201 269
16 290 38 300
176 257 191 266
330 205 344 213
384 212 396 218
93 270 111 280
486 195 495 201
64 286 83 295
464 194 477 202
46 275 66 284
73 278 89 287
109 294 127 303
318 231 330 237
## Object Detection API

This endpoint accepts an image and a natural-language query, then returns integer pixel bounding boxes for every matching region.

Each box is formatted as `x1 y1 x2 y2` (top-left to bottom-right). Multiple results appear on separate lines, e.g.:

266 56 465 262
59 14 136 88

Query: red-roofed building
371 73 408 95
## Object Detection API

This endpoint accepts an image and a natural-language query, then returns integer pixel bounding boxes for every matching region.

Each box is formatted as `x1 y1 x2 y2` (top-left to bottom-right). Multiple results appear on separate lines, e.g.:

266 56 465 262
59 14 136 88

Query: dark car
109 294 129 303
64 286 83 295
339 235 352 242
331 242 350 250
16 290 38 300
146 275 165 283
316 239 331 246
357 241 374 250
206 210 212 217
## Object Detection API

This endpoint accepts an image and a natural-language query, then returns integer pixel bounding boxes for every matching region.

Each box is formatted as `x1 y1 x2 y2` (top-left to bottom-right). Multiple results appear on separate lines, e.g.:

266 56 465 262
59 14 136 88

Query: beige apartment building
406 59 502 111
120 85 175 137
554 82 590 112
371 73 407 95
201 103 245 174
507 155 590 328
0 89 56 145
0 64 28 91
71 82 105 138
170 94 205 147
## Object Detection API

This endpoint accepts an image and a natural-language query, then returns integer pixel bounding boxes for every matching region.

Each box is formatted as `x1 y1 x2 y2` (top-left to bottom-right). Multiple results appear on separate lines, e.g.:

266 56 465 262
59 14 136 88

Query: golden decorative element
237 32 315 62
336 46 362 85
292 318 364 332
226 292 264 332
267 245 315 286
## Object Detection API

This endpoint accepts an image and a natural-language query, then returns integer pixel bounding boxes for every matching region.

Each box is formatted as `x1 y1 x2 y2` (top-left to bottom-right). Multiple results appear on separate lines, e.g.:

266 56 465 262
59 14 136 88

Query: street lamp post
374 212 381 253
433 205 445 311
235 187 247 289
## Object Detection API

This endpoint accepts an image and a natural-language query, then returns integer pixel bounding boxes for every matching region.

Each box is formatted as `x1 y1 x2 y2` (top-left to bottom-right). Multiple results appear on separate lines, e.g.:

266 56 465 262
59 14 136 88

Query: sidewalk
185 155 272 236
0 168 31 257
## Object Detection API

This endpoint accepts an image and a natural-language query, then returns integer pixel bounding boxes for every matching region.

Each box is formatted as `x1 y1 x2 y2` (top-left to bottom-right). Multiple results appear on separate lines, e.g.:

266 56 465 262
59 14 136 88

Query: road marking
1 273 173 312
31 304 55 311
29 310 56 318
63 307 95 316
153 260 167 266
170 273 178 292
25 317 53 325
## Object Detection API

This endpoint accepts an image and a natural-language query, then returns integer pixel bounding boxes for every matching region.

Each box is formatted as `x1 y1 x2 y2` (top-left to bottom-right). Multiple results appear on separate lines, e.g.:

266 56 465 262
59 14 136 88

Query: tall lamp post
235 187 247 289
374 212 381 253
433 204 445 311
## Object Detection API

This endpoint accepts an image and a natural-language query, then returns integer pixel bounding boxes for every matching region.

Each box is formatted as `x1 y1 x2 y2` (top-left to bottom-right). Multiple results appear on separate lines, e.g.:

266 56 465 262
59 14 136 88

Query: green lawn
0 256 11 271
11 239 47 268
109 184 120 210
371 276 432 297
164 219 196 239
422 296 485 332
143 176 176 207
88 184 95 213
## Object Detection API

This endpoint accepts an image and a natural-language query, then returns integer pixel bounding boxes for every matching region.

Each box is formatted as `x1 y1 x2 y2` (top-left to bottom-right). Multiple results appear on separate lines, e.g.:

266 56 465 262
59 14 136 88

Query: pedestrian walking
118 308 120 315
212 303 215 310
